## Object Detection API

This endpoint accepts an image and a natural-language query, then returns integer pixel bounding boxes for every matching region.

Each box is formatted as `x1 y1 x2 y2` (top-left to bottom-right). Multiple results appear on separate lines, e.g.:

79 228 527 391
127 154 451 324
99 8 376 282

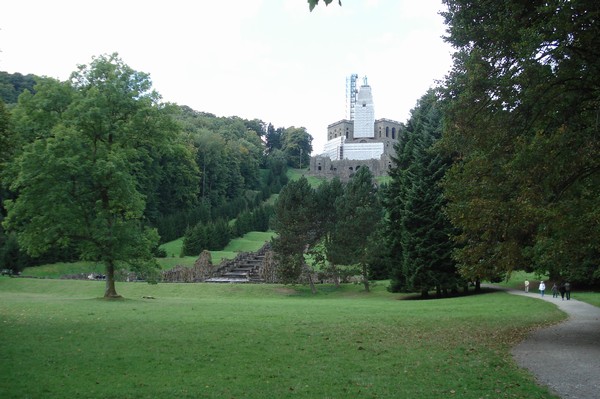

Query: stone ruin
205 243 272 283
161 250 214 283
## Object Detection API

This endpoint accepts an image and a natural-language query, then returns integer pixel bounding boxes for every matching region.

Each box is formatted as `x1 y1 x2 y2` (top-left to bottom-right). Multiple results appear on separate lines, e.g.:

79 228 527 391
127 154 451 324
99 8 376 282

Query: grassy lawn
286 168 325 187
0 277 564 399
287 168 391 186
13 261 106 279
160 238 185 257
569 291 600 308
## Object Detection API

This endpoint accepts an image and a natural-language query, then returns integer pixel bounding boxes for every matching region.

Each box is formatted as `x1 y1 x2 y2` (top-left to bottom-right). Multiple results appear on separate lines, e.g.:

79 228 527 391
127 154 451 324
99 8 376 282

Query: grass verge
0 278 563 399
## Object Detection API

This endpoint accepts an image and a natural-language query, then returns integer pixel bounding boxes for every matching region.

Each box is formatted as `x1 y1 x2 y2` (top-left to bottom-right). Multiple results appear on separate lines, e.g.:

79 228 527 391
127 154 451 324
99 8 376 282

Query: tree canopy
0 71 36 105
440 0 600 285
3 54 198 297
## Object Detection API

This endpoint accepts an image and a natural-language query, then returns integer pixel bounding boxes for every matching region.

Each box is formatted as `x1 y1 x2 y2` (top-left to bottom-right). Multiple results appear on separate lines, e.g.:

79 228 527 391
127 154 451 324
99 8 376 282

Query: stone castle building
309 76 403 180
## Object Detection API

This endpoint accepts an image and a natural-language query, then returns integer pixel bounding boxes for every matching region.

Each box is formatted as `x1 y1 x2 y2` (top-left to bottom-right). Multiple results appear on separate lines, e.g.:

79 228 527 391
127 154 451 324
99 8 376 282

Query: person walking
539 281 546 297
559 283 566 300
551 283 559 298
564 282 571 300
524 280 530 293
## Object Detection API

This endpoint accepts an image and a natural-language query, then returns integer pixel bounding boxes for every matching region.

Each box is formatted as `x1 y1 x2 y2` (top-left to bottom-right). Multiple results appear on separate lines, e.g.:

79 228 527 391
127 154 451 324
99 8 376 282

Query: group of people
525 280 571 300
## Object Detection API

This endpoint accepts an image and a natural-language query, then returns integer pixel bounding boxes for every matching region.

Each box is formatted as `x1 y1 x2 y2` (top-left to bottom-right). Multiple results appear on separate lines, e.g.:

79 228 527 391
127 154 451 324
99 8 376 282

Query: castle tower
353 77 375 139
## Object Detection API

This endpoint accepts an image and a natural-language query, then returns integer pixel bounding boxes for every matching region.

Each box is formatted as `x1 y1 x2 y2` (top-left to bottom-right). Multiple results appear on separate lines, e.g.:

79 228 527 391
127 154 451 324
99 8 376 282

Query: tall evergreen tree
271 177 318 288
328 167 382 292
313 177 345 284
385 91 458 297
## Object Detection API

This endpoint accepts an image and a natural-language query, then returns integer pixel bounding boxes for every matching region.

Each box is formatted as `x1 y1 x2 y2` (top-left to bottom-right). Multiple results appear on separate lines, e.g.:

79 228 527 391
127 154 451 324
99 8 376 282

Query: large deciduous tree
281 127 313 169
4 54 194 298
440 0 600 285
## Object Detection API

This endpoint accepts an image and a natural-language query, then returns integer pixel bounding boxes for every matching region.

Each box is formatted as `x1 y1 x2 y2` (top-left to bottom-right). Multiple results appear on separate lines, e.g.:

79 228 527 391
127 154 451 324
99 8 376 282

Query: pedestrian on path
524 280 529 293
551 283 558 298
559 283 566 300
564 281 571 300
539 281 546 297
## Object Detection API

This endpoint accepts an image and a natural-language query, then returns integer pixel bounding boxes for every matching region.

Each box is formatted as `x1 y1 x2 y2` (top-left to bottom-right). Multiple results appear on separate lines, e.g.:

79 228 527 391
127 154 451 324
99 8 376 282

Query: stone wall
309 155 392 181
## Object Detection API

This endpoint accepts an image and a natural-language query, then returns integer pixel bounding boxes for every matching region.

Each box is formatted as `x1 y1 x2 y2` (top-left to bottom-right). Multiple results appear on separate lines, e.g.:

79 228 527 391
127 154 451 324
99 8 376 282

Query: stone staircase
205 243 270 283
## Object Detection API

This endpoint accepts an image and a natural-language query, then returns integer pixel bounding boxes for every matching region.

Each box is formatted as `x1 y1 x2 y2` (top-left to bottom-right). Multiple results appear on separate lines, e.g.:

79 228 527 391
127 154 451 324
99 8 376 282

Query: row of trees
265 124 313 169
181 204 274 256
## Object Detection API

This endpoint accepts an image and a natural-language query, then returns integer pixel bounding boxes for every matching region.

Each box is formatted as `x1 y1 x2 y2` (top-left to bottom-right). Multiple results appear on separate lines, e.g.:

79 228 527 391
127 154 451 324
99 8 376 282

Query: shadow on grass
399 286 499 301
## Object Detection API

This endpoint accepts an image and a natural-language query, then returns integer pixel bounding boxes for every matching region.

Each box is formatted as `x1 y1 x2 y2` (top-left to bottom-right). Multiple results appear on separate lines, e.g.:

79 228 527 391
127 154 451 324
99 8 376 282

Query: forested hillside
0 62 312 282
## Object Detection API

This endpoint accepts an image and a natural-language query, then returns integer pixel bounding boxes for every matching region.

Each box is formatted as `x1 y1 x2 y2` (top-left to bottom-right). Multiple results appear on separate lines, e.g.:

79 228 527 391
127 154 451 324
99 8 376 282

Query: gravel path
506 288 600 399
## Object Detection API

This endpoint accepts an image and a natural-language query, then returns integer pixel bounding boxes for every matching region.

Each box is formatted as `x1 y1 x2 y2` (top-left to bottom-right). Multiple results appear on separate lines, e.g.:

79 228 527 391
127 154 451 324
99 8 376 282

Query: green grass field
286 168 325 187
287 167 391 186
0 277 565 399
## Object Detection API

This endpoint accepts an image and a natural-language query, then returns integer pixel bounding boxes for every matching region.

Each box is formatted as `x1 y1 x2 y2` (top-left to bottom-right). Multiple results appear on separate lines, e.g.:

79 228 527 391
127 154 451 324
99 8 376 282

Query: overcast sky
1 0 454 154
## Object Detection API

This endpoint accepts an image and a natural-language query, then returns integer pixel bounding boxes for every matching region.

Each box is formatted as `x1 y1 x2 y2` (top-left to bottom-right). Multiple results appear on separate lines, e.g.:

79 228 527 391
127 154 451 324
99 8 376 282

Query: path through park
505 287 600 399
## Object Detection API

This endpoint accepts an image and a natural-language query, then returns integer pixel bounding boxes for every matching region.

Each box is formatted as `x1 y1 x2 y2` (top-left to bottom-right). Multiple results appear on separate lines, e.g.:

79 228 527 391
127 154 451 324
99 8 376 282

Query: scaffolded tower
346 73 358 120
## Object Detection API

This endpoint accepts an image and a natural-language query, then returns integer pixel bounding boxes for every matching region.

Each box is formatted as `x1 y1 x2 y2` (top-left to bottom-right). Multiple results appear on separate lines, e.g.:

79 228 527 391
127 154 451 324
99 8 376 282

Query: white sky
0 0 454 154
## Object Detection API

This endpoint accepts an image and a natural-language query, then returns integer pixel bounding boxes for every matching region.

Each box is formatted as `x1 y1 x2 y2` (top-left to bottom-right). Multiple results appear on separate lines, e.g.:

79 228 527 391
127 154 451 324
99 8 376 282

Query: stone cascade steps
205 244 270 283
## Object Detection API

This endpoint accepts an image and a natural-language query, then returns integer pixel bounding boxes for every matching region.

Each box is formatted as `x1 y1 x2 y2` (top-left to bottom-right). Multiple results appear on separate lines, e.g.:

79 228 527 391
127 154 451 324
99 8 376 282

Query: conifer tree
271 177 319 287
313 177 344 284
385 90 458 297
328 167 382 292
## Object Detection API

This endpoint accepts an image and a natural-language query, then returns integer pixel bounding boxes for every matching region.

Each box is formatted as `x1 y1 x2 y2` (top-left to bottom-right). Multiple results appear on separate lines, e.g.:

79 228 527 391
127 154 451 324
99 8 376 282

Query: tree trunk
304 263 317 295
104 260 121 298
332 263 340 288
362 263 370 292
